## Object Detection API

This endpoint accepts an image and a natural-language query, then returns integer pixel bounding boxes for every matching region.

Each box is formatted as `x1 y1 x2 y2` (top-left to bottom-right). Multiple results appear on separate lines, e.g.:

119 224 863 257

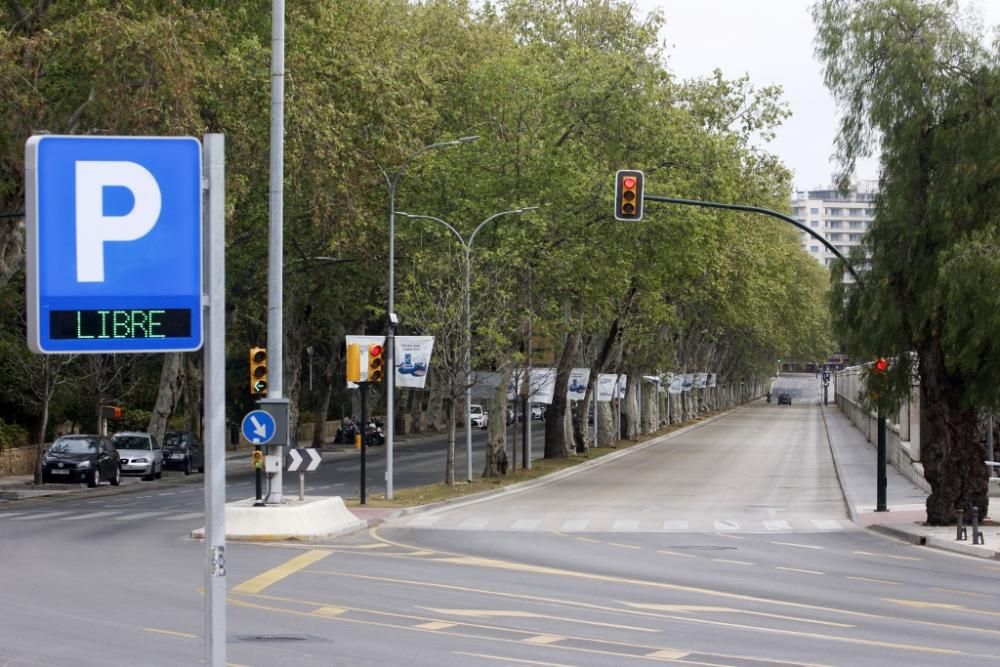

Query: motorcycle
365 418 385 447
335 417 358 445
766 393 772 403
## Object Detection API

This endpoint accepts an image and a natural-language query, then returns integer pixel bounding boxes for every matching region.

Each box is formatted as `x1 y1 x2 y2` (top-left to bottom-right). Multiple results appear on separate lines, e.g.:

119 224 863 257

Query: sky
642 0 1000 192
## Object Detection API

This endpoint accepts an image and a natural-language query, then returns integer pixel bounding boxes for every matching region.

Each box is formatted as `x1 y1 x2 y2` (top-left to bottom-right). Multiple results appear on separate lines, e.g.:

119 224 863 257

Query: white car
111 431 164 481
469 404 488 430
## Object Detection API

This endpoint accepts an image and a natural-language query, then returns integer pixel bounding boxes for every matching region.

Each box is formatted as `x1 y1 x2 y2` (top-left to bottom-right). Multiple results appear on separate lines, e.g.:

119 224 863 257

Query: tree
814 0 998 523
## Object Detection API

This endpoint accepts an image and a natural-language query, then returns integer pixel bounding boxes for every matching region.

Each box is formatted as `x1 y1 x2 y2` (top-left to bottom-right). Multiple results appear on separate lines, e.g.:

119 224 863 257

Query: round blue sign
241 409 276 445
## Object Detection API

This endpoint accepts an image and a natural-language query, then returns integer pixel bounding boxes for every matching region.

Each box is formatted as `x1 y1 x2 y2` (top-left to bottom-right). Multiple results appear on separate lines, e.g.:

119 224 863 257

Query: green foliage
0 420 29 450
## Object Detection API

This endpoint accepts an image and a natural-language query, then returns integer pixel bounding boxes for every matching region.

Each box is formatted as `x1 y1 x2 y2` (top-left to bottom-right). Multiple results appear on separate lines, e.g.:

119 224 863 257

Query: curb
868 523 1000 561
819 402 861 525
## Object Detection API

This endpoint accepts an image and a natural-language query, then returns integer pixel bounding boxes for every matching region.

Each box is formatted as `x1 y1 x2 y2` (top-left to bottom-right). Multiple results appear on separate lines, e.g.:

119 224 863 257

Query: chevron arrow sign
286 448 321 472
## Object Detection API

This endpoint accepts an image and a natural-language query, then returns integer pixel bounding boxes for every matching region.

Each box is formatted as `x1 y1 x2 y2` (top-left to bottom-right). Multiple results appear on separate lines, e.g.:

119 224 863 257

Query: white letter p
75 161 162 283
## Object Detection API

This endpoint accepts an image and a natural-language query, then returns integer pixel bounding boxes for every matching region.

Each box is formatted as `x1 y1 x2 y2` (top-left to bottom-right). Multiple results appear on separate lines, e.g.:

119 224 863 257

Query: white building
791 178 877 275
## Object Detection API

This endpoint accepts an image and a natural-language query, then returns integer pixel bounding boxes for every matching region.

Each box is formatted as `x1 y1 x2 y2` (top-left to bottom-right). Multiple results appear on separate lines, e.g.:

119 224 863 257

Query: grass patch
344 408 728 509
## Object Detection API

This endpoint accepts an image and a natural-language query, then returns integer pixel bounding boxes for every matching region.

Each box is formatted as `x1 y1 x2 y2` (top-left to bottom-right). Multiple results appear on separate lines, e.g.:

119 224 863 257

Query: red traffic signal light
614 169 644 221
873 358 888 373
368 344 384 383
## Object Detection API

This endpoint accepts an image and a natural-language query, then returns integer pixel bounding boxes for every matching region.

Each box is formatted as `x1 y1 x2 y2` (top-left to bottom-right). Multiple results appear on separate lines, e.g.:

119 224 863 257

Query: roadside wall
0 446 37 476
833 366 930 493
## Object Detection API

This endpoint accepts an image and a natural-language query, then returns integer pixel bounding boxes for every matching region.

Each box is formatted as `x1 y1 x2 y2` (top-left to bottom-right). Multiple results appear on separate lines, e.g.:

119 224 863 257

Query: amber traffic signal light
368 344 384 383
249 346 268 395
614 169 644 221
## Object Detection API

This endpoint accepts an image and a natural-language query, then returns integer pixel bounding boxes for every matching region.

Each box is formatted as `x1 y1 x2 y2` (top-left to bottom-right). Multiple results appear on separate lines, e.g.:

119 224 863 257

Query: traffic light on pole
368 343 384 383
614 169 644 221
249 347 268 396
346 343 361 383
873 357 888 373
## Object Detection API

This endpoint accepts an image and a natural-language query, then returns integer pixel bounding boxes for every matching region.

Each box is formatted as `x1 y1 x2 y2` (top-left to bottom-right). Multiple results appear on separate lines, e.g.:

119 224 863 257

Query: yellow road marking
623 602 854 628
422 607 657 632
573 536 602 544
416 621 456 630
232 549 331 594
313 606 347 617
847 576 900 585
143 627 197 639
647 649 690 660
453 651 576 666
885 599 1000 617
776 566 825 575
524 634 564 645
608 542 642 550
931 587 991 598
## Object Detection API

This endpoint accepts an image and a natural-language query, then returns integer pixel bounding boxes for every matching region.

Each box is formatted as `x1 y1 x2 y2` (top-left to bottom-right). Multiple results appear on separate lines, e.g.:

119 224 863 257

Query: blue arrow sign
242 410 276 446
26 135 202 353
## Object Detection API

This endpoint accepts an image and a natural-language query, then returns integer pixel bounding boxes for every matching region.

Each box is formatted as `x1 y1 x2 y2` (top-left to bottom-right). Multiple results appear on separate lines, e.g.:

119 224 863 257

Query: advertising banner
529 368 556 404
345 334 386 388
668 374 684 394
708 373 717 388
682 373 694 392
567 368 591 401
694 372 708 389
618 374 627 398
394 335 434 389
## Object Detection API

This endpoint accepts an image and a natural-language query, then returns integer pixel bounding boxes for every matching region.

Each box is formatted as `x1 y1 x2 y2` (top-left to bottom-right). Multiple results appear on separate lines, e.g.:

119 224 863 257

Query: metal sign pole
299 470 305 501
360 382 368 504
203 133 226 667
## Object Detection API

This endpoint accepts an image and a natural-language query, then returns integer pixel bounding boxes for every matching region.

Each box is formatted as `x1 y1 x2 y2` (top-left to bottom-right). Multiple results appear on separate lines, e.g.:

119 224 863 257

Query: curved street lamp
398 207 537 482
381 135 478 499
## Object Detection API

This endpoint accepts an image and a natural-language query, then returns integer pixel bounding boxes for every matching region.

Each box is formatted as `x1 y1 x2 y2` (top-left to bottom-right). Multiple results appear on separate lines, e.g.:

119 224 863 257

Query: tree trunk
33 359 52 485
184 353 203 439
312 353 336 448
148 353 183 447
483 367 511 477
920 344 989 524
545 305 584 459
445 396 456 485
621 373 640 440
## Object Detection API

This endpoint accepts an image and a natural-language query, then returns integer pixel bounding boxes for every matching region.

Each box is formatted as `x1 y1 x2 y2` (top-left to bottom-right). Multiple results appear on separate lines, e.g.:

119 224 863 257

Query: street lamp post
383 136 478 499
398 207 536 482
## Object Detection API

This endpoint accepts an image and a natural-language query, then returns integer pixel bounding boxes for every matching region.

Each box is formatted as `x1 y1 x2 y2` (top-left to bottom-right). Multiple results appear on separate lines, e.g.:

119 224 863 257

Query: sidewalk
821 402 1000 560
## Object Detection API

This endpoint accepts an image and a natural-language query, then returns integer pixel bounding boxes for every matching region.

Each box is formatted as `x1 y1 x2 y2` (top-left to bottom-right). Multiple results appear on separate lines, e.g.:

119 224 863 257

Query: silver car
111 432 163 481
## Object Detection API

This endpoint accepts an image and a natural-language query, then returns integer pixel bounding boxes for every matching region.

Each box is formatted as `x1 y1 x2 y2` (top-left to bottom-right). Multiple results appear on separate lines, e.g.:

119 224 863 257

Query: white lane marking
612 520 639 531
560 519 590 532
662 520 690 531
159 512 204 521
0 513 26 519
157 492 176 496
407 515 442 528
776 566 825 575
510 519 542 531
713 520 740 531
763 520 792 531
11 512 72 520
712 558 754 566
116 512 168 521
772 541 824 550
61 511 123 520
811 520 842 530
458 518 491 530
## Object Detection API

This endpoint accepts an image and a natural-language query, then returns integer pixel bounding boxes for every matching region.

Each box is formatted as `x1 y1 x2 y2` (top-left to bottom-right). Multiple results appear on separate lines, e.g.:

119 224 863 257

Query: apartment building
790 178 877 277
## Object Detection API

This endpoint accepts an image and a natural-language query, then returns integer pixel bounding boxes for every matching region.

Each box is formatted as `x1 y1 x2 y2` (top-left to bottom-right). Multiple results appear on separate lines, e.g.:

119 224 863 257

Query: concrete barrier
191 496 365 541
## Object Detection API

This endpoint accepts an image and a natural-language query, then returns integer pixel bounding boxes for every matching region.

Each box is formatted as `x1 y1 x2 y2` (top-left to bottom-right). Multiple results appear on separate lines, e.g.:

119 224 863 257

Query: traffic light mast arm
642 194 863 285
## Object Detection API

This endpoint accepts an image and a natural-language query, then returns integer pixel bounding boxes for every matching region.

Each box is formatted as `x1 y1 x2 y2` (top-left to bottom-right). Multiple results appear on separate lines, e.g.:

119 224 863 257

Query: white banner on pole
345 334 386 388
529 368 556 404
694 372 708 389
708 373 717 388
568 368 590 401
394 335 434 389
668 373 684 394
618 374 627 398
596 373 619 402
682 373 694 392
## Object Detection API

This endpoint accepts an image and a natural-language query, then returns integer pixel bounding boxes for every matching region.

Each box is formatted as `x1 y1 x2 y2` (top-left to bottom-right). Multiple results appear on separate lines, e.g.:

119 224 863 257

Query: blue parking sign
26 135 202 353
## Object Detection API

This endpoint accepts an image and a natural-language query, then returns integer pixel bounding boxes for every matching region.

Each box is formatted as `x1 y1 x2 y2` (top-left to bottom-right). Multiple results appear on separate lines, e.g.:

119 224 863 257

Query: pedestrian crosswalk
0 509 203 523
391 514 851 534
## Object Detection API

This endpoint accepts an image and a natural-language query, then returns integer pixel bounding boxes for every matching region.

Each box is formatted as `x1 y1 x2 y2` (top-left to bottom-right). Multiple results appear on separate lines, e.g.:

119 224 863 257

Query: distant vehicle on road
112 432 163 481
41 435 121 487
777 393 792 405
531 405 545 420
470 404 488 430
162 430 204 475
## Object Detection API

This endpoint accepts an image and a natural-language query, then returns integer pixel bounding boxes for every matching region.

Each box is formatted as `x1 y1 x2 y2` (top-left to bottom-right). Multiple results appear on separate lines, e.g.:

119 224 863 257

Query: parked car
777 393 792 405
41 435 121 487
111 432 163 480
162 430 204 475
470 404 488 429
531 405 545 420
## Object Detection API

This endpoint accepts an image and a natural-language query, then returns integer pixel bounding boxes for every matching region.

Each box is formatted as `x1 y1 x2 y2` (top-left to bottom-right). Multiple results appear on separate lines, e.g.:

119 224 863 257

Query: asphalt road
2 377 999 666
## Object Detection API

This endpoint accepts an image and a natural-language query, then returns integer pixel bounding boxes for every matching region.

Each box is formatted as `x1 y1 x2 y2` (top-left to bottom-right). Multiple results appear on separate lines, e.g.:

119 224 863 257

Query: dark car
41 435 121 487
777 392 792 405
162 430 205 475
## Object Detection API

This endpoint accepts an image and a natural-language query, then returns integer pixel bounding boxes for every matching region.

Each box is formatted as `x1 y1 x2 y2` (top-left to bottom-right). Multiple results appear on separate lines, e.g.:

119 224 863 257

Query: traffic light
249 347 268 395
368 343 384 383
346 343 361 383
252 450 263 470
614 169 644 221
873 357 888 373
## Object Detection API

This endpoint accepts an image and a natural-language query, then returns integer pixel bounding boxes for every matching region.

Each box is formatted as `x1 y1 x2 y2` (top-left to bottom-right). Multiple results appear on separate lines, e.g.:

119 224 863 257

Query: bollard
972 506 985 545
956 509 967 541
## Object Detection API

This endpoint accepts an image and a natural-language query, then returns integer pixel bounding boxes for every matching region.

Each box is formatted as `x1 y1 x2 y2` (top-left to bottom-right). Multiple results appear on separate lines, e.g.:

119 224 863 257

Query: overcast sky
643 0 1000 192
